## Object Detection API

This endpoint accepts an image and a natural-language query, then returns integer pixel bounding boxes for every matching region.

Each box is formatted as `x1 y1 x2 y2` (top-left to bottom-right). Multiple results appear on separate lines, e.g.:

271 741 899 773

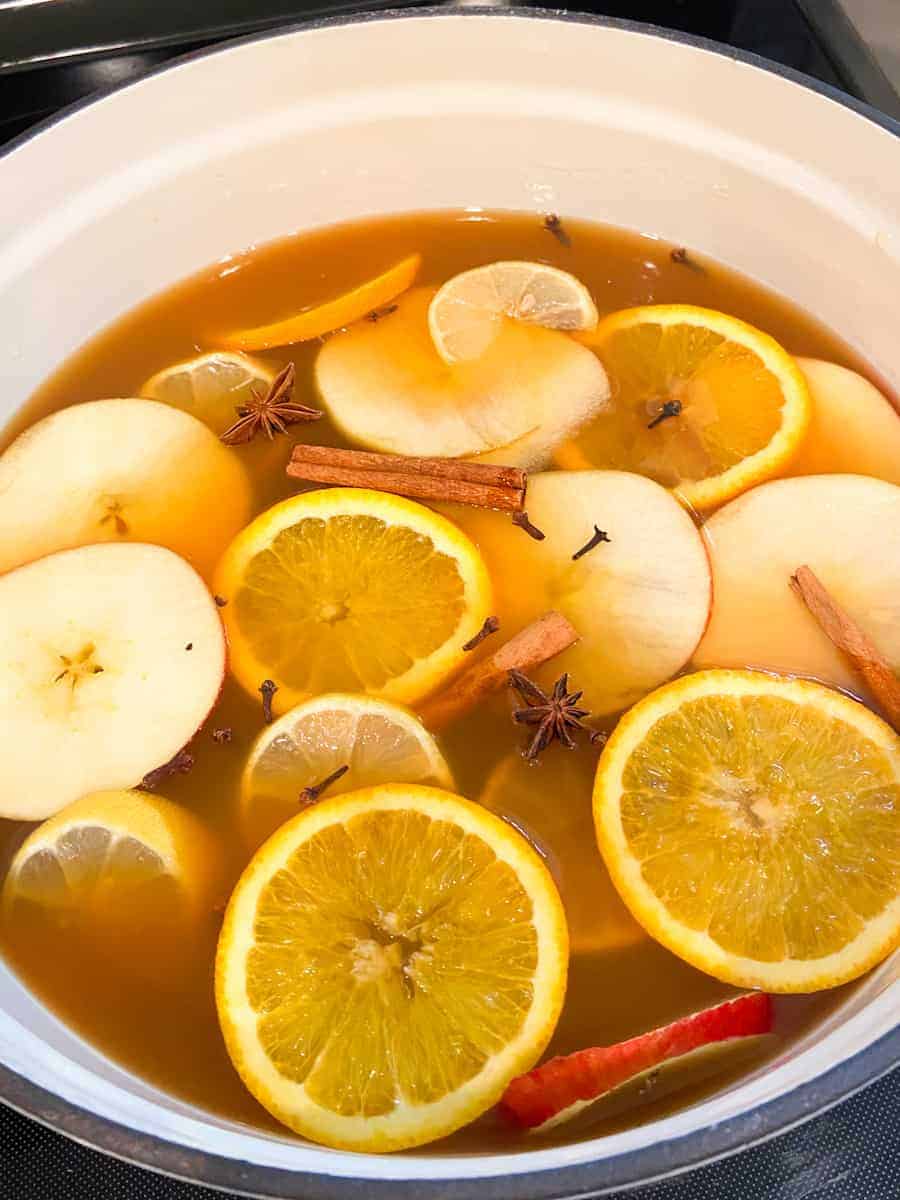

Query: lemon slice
216 784 568 1151
428 261 599 364
556 304 811 510
594 669 900 992
220 254 421 350
240 693 453 850
2 790 218 975
141 351 278 438
481 751 644 957
214 488 492 715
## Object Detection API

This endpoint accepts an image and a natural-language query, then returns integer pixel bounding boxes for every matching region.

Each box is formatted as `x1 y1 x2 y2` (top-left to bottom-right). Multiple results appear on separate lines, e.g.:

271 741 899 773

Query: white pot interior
0 10 898 1188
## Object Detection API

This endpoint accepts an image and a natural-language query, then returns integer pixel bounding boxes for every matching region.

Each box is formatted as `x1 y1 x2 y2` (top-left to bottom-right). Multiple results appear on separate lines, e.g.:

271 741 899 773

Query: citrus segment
214 488 492 714
556 305 811 509
216 784 568 1151
594 669 900 992
220 254 421 350
240 693 453 849
428 261 598 364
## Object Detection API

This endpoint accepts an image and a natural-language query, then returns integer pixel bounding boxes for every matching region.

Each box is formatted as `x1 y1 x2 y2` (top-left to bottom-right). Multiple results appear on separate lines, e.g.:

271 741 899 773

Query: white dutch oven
0 10 898 1198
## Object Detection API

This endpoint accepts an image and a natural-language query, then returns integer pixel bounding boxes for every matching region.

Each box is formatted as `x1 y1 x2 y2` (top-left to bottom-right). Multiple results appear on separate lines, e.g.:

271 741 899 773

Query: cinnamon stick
287 445 526 512
418 611 579 731
790 565 900 731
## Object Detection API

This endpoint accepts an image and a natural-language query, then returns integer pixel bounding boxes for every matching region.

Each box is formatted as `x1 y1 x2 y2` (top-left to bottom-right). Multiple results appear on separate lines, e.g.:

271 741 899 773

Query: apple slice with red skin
500 992 773 1134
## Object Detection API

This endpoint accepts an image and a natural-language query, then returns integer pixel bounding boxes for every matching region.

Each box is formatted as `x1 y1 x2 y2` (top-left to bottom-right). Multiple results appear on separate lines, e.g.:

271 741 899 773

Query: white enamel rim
0 8 898 1198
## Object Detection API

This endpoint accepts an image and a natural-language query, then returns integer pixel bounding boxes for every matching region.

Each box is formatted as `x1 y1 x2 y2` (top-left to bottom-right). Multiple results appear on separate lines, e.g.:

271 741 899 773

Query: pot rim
3 3 900 166
2 1030 899 1198
0 7 898 1196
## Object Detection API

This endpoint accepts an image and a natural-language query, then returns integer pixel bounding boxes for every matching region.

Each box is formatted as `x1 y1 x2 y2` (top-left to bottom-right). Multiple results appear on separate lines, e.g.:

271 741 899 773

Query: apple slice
445 471 711 715
694 474 900 700
314 287 609 468
0 543 225 820
0 398 252 580
480 750 645 956
792 358 900 485
500 992 773 1133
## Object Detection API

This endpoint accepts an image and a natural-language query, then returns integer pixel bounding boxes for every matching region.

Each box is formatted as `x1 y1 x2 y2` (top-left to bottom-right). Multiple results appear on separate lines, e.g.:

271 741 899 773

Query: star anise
220 363 322 445
508 670 592 762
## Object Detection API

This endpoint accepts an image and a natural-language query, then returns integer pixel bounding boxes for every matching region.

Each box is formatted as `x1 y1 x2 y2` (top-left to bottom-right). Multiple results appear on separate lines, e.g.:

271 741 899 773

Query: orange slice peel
219 253 421 349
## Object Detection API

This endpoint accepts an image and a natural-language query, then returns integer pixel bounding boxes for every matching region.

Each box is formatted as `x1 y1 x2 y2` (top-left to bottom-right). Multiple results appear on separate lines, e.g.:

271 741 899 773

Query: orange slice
216 784 568 1151
594 669 900 992
220 253 421 350
213 487 492 714
556 305 811 510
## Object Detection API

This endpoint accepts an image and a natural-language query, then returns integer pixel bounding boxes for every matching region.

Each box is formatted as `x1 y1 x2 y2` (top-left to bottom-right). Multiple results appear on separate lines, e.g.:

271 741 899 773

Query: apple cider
1 211 898 1152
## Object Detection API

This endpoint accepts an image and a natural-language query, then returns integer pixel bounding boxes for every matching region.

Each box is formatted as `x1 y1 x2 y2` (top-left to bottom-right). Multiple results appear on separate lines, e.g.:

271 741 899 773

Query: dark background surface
0 0 898 1196
1 1068 898 1198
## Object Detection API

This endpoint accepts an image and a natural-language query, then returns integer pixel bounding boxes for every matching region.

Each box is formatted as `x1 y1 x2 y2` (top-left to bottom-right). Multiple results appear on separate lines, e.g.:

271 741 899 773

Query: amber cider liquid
0 211 885 1150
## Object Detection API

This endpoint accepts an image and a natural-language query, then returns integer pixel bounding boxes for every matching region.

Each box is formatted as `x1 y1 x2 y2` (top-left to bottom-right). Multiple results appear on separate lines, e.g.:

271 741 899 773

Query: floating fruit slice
2 789 219 983
220 253 421 350
315 288 609 468
214 487 491 715
480 751 644 956
555 304 811 510
694 474 900 702
792 359 900 485
2 789 217 930
594 669 900 992
501 992 773 1133
0 398 251 580
240 692 453 850
446 471 711 715
216 784 568 1151
141 350 278 437
0 543 225 820
428 261 599 364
